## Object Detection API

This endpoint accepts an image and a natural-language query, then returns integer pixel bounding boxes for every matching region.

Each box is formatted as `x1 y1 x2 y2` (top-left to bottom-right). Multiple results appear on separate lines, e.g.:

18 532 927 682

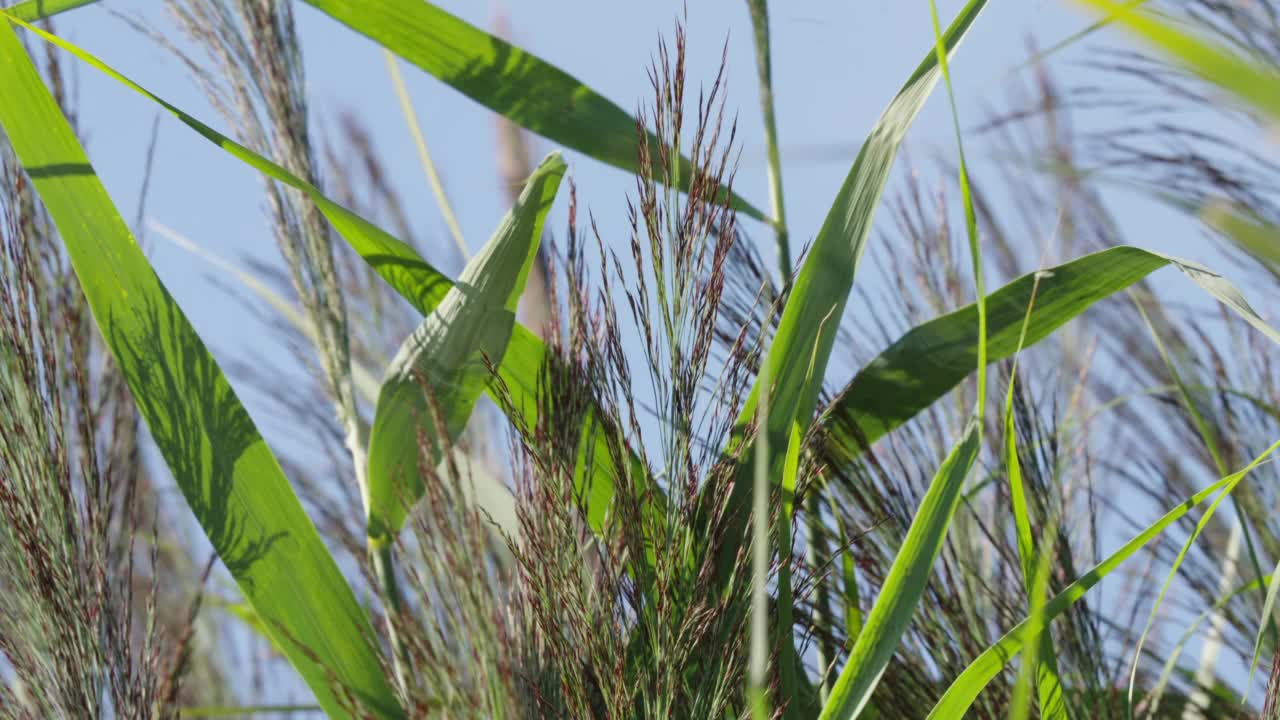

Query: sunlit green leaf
366 153 563 543
823 247 1280 466
299 0 767 223
0 19 402 719
821 421 981 720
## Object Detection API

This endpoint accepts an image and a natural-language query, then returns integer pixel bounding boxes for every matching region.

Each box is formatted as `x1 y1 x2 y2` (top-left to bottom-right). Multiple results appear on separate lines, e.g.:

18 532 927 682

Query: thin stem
749 360 772 720
745 0 791 281
383 49 469 261
372 543 411 698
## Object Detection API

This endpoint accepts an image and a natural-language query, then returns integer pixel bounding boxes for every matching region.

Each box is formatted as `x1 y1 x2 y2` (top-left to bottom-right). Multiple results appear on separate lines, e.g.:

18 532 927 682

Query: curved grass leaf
5 15 656 543
740 0 987 455
366 153 564 543
298 0 766 224
926 440 1280 719
822 246 1280 465
1126 463 1242 715
0 20 402 719
150 219 522 540
820 420 982 720
1249 561 1280 697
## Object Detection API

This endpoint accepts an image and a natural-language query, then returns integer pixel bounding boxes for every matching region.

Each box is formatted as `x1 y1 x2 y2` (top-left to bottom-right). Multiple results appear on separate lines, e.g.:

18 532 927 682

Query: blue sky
24 0 1271 708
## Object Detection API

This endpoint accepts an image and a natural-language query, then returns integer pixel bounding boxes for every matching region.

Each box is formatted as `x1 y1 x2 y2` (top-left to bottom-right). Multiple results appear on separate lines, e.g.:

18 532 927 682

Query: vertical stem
745 0 791 282
373 543 411 697
749 361 772 720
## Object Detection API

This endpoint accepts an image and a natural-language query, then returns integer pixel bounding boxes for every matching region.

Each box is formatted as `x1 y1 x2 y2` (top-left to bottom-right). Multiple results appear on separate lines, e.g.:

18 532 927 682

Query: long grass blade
0 20 402 719
1002 269 1069 720
1249 563 1280 697
1125 460 1243 717
926 440 1280 718
744 0 790 277
820 421 982 720
366 152 564 543
823 246 1280 466
927 0 986 421
299 0 766 223
1010 513 1063 720
4 14 658 545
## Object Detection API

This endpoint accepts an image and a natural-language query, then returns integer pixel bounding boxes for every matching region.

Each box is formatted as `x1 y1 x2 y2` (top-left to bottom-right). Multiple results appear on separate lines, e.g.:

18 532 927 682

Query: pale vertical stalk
372 543 411 697
383 49 469 261
745 0 791 281
749 362 772 720
1183 520 1242 720
746 4 827 704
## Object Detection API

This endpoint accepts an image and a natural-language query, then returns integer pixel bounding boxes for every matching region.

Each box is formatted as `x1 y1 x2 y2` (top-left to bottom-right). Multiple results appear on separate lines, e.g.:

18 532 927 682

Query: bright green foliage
6 1 1280 717
823 247 1280 465
366 153 564 544
820 7 992 715
299 0 766 223
999 263 1068 720
738 0 988 475
0 19 403 719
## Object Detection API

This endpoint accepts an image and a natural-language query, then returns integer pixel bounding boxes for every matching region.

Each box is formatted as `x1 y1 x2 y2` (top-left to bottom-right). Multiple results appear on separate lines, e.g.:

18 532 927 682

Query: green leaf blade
0 20 403 719
820 421 982 720
710 0 990 592
823 245 1280 465
366 152 565 542
299 0 766 223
